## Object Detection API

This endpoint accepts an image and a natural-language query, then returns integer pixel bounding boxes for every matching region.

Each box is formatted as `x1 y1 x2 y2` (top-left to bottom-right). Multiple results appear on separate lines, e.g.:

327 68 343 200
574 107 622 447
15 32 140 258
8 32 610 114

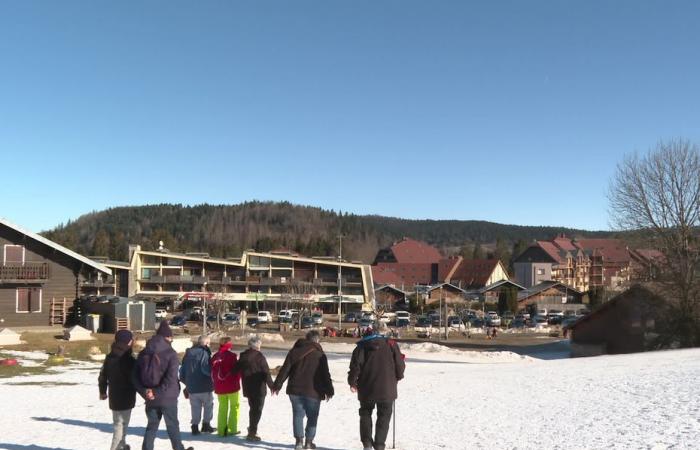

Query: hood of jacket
357 334 385 352
145 334 172 354
109 341 133 357
219 341 233 353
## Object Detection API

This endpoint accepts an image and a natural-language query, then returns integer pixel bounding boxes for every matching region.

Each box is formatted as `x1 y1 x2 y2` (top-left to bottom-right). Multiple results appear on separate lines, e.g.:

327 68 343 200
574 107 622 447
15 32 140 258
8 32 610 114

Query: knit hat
115 329 133 344
156 320 173 338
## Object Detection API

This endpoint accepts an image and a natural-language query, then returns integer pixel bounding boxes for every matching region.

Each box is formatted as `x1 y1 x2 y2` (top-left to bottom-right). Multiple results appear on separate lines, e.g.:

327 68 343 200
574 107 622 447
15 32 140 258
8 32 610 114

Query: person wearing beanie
99 330 136 450
210 336 242 437
133 320 194 450
348 328 406 450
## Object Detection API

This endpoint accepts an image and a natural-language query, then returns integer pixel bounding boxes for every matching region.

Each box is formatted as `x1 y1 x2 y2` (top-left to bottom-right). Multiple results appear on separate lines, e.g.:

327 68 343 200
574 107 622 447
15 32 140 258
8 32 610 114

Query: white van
257 311 272 323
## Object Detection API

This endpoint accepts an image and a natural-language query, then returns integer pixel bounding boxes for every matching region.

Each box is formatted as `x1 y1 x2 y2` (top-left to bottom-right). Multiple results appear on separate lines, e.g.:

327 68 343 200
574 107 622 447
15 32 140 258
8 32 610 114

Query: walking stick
392 400 396 449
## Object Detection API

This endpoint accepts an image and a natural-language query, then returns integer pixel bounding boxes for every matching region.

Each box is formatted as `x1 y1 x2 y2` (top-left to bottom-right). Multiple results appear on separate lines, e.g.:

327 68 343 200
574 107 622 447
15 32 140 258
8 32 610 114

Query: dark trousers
359 401 393 449
142 404 185 450
247 396 266 435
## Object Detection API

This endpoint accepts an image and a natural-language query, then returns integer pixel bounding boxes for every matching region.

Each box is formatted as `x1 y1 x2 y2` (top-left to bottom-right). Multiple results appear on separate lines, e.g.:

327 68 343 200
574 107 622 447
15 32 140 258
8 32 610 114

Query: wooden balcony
81 276 116 288
0 263 50 283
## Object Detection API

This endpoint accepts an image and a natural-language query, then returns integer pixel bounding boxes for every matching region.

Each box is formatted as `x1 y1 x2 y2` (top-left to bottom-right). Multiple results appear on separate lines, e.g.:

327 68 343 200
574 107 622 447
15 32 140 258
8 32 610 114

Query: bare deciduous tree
609 139 700 346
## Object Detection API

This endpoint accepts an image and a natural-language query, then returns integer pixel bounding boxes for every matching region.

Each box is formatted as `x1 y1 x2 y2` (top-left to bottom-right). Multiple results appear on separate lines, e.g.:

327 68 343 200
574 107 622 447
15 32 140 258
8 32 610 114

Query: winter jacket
210 342 241 395
132 334 181 407
273 338 334 400
179 344 214 394
98 342 137 411
238 348 274 398
347 335 405 403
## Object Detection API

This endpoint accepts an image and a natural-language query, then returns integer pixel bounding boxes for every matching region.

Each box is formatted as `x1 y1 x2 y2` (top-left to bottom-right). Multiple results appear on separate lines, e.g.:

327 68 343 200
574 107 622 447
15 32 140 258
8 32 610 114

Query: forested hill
42 202 614 263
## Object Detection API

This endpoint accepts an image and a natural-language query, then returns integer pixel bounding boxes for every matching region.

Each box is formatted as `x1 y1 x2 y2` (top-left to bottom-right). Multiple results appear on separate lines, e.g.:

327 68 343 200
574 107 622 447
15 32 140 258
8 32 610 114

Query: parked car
277 310 293 322
358 317 375 329
486 312 501 327
414 316 434 337
247 317 259 328
395 311 411 321
396 317 411 328
447 316 464 330
532 315 548 327
155 309 167 320
223 313 239 325
562 316 580 329
512 318 527 328
293 315 314 329
548 309 564 318
469 317 485 328
257 311 272 323
170 316 187 326
548 315 564 325
344 311 360 322
311 312 324 325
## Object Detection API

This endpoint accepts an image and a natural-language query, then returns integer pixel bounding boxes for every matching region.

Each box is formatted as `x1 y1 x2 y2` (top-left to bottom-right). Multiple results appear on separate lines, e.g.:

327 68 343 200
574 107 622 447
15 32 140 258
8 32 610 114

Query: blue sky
1 1 699 232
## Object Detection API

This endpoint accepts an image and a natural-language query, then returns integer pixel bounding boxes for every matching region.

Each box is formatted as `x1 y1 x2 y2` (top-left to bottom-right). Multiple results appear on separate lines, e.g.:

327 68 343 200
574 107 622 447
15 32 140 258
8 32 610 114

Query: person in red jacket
211 336 242 437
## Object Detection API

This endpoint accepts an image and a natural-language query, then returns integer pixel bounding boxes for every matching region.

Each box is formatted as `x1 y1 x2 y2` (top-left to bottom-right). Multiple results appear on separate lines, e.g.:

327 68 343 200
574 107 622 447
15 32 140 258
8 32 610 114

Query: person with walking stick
348 327 405 450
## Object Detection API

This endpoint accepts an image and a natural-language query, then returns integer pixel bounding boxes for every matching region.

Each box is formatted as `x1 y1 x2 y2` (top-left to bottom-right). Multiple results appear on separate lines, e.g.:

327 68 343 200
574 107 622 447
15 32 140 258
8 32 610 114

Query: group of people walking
98 320 405 450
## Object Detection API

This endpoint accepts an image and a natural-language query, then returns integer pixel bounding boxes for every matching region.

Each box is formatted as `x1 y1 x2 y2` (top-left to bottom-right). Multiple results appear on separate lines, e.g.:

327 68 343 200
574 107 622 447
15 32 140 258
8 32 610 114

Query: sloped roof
518 281 582 302
388 238 442 264
443 258 503 288
537 241 566 264
480 279 526 293
576 239 631 264
371 262 434 287
0 218 111 275
428 283 466 294
374 285 408 295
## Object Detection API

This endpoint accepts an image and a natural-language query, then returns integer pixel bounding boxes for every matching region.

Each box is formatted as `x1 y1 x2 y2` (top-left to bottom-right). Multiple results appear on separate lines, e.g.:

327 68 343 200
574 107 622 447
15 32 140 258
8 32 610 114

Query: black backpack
138 348 162 388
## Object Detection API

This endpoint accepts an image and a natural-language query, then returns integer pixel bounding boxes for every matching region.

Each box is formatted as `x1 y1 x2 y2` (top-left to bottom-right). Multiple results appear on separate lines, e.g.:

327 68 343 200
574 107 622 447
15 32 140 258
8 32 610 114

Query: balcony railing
0 263 50 282
82 276 116 288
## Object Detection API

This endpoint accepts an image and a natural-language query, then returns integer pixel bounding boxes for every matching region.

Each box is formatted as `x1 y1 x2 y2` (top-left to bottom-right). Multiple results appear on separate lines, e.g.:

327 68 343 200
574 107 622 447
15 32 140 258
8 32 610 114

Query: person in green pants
211 336 241 436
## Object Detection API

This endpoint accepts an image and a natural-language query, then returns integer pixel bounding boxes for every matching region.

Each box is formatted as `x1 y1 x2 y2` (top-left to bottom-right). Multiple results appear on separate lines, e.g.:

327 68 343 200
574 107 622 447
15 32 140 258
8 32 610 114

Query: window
536 268 545 275
3 245 25 265
16 288 41 313
141 268 158 279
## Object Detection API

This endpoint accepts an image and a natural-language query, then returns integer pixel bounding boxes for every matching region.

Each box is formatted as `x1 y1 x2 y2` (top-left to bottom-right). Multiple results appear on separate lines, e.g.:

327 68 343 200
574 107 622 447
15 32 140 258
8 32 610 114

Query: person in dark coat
179 335 215 435
99 330 137 450
133 321 193 450
237 335 274 442
348 328 406 450
273 330 334 450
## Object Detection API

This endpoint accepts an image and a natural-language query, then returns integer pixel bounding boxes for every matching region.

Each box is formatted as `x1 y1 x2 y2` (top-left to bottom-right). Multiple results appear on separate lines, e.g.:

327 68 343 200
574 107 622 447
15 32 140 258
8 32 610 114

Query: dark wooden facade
0 222 110 327
570 285 666 356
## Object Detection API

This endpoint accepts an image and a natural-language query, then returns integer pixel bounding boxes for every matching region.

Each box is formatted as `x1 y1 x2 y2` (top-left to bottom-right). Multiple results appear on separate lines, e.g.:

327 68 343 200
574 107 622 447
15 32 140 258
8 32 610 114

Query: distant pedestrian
98 330 137 450
273 330 334 450
237 335 275 441
180 335 215 435
348 328 405 450
240 309 248 330
133 321 194 450
211 336 242 437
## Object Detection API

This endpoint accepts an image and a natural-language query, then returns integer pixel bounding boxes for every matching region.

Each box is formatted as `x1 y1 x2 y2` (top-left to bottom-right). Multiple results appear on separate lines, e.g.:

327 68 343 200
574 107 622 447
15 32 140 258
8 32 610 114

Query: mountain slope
41 201 614 263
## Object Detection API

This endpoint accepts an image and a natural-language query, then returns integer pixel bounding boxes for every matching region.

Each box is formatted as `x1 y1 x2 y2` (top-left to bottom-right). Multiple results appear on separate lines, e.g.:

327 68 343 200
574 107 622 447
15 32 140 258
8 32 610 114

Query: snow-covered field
1 342 700 450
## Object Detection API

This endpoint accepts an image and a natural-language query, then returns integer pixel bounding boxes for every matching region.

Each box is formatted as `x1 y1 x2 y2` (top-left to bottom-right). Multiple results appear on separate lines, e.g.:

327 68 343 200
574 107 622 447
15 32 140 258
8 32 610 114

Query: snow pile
0 328 23 346
233 333 285 344
502 326 555 334
170 337 195 353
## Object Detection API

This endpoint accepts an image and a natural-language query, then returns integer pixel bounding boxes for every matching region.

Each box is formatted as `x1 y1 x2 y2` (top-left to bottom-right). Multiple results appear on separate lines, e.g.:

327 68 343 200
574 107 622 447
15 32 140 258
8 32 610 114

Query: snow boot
201 422 215 433
246 427 261 441
191 424 200 435
294 437 304 449
304 439 316 449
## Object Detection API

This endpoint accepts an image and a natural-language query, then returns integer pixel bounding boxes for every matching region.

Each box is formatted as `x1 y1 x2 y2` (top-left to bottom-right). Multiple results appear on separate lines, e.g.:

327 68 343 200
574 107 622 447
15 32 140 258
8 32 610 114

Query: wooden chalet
0 218 111 327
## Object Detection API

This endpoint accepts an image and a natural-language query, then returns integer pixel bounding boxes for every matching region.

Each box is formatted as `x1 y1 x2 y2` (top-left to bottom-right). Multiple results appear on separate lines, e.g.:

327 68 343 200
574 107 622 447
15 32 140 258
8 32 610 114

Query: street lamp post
338 235 343 331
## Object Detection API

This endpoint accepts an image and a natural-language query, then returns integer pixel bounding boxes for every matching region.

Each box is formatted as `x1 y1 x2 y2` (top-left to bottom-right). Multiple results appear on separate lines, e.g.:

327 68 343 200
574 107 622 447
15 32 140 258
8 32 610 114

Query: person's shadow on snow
0 444 73 450
31 417 345 450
